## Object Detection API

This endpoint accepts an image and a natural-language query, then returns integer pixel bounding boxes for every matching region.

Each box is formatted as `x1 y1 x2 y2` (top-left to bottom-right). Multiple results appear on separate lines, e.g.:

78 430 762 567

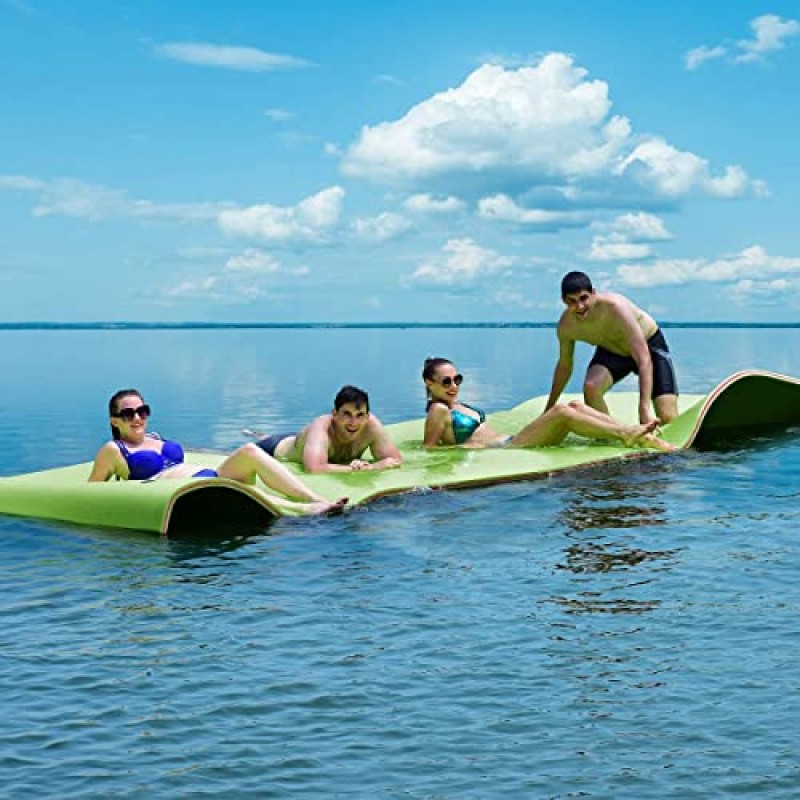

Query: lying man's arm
365 417 402 470
301 417 355 473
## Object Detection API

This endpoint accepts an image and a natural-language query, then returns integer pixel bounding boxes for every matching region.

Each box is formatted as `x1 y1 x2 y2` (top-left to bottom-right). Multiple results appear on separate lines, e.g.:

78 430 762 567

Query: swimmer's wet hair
561 271 593 298
334 385 369 412
422 357 452 382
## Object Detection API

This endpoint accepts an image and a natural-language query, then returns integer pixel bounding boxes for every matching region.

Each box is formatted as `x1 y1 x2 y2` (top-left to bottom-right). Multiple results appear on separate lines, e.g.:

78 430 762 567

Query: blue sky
2 0 800 322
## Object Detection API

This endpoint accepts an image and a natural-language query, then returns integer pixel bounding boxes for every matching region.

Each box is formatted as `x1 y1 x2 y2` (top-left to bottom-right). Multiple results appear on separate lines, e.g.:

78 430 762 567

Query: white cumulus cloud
225 249 309 276
218 186 345 243
403 193 465 214
154 42 312 71
225 249 283 273
605 212 672 241
618 139 752 198
589 211 672 262
590 242 653 262
616 245 800 288
478 194 588 228
736 14 800 62
165 276 220 298
0 175 229 222
685 14 800 70
165 248 309 303
409 238 515 285
731 277 793 298
343 53 626 184
684 45 727 71
341 52 760 204
264 108 295 121
1 174 346 245
350 212 412 242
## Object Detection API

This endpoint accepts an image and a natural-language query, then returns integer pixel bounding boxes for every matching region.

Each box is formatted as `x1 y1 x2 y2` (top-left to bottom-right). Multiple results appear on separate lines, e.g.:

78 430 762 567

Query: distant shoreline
0 322 799 331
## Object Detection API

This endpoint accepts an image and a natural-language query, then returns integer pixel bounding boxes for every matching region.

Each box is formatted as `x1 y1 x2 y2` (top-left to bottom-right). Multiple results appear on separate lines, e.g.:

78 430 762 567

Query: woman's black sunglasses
437 374 463 387
113 404 151 422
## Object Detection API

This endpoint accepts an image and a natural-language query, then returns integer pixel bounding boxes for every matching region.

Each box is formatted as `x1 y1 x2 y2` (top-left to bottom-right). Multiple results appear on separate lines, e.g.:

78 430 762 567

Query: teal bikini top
450 403 486 444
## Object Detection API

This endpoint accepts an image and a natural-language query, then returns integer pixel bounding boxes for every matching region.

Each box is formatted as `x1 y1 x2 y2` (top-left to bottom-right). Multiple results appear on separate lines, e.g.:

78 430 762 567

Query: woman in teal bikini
88 388 347 516
422 358 674 450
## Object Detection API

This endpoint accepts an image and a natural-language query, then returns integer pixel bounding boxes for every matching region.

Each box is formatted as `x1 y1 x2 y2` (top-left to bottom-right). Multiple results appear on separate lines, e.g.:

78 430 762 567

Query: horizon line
1 321 800 330
0 320 800 330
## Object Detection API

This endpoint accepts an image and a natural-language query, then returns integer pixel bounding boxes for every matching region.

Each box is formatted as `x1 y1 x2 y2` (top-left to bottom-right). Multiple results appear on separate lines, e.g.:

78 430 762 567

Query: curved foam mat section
1 370 798 535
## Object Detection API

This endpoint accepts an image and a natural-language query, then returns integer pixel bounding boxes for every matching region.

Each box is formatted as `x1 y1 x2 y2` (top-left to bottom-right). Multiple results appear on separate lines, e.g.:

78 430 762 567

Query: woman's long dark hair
108 388 143 440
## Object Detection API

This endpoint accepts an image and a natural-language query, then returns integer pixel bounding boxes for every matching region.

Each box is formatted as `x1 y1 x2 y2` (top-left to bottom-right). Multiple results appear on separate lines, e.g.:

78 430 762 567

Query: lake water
2 326 800 798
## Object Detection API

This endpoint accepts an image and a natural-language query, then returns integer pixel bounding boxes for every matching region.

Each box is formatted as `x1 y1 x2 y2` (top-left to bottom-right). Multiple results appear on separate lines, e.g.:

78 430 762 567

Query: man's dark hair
334 385 370 412
561 271 593 298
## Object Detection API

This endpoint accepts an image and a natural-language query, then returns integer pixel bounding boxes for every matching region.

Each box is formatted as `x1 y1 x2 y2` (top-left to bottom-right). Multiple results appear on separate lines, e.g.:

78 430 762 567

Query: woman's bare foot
638 433 678 452
305 496 349 516
621 420 660 447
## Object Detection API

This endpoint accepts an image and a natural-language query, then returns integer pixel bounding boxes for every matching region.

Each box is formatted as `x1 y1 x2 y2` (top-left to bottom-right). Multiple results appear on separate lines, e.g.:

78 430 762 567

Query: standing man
545 271 678 425
253 385 402 473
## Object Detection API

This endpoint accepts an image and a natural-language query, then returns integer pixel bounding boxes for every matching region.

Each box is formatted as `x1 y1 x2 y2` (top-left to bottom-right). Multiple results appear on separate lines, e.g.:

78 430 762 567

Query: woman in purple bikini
88 388 347 516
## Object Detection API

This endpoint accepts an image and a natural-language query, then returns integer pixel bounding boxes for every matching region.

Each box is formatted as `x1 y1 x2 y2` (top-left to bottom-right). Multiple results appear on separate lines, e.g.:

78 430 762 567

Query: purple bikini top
115 435 185 480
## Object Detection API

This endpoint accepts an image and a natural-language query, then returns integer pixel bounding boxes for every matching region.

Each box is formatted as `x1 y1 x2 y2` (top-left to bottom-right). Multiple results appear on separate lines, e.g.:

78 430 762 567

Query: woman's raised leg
509 403 660 448
566 401 676 450
217 443 348 514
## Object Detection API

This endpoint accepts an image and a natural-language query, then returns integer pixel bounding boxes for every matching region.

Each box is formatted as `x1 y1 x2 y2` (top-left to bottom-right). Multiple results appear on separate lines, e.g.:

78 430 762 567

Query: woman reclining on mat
88 389 347 516
421 358 675 451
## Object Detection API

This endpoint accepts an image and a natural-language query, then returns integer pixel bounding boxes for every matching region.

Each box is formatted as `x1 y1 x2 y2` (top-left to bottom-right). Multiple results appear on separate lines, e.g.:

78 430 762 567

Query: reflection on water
166 530 268 565
544 460 682 616
560 490 667 532
556 460 671 534
557 541 677 574
546 594 661 614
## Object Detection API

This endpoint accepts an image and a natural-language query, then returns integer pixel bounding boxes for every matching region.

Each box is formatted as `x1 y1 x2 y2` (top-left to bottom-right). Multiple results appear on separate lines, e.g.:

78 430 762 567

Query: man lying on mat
250 385 402 474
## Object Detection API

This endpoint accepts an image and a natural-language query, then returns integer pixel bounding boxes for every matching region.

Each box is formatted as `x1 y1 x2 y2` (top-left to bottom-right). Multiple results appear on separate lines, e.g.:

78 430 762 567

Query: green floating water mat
1 370 799 536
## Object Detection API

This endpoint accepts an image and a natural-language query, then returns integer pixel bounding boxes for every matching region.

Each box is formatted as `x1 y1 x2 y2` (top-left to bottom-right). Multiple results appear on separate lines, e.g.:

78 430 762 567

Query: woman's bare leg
508 403 658 448
217 443 348 514
265 495 348 516
567 401 676 450
507 406 572 447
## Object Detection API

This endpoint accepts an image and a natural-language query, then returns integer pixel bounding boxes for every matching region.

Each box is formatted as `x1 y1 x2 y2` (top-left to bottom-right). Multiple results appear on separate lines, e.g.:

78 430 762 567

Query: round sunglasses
436 374 463 387
112 404 151 422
